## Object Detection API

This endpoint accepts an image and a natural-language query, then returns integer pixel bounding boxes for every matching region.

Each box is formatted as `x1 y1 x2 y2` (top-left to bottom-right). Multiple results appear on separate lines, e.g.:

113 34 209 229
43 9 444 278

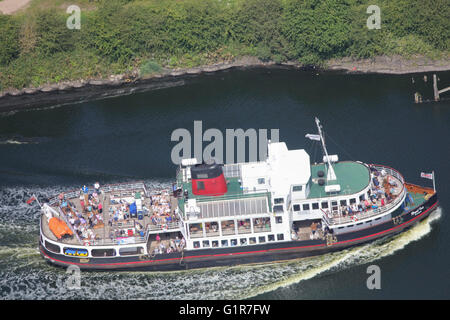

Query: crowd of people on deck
152 234 185 254
58 182 104 244
54 184 186 250
337 169 399 219
109 201 133 225
149 191 179 229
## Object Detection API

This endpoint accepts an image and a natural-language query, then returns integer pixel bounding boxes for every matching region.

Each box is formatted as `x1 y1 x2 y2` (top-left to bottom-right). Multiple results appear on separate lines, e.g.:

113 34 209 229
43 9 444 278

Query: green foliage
140 59 162 76
231 0 287 60
0 0 448 90
0 15 20 65
282 0 352 62
34 9 76 55
382 0 450 50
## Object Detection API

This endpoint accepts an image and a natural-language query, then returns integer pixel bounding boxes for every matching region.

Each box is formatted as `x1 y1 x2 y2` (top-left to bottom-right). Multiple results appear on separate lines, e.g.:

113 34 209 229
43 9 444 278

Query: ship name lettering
411 206 424 216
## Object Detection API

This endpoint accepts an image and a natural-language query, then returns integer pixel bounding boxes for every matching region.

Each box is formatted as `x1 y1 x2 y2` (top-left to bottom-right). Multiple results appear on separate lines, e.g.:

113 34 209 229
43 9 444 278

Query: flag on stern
26 196 36 205
305 134 321 141
420 172 433 180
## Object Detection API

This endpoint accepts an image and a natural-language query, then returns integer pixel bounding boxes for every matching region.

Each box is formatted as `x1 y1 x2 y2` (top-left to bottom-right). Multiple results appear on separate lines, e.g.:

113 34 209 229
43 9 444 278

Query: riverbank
1 54 449 113
327 55 450 74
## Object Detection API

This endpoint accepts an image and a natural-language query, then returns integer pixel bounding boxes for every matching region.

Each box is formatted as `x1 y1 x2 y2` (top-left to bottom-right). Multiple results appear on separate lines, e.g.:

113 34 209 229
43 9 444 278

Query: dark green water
0 68 448 299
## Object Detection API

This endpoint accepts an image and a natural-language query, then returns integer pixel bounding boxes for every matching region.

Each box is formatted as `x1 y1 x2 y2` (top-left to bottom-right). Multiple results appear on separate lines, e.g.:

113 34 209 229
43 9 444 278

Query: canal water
0 68 448 299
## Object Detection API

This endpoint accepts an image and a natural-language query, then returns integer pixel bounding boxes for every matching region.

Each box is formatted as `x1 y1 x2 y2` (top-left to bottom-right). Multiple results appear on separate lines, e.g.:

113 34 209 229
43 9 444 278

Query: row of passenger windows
293 193 368 212
193 233 285 249
189 217 274 237
337 217 382 229
44 240 143 257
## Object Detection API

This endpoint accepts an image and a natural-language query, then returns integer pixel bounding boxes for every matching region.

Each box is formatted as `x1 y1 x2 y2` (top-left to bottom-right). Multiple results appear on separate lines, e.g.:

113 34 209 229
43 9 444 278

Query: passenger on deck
310 222 317 236
94 182 100 194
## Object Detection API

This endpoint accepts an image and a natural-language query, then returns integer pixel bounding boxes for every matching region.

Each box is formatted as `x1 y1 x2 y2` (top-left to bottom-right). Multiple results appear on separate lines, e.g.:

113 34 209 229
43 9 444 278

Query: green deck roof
180 176 244 201
308 161 371 199
177 161 370 209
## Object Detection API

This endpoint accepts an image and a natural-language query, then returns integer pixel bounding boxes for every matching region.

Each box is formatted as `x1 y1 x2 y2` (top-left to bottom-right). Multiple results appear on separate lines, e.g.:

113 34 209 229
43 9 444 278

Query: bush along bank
0 0 448 94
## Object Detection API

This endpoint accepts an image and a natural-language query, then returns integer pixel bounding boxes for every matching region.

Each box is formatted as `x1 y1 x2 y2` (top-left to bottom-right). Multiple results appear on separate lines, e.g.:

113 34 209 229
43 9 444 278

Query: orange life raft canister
48 217 73 239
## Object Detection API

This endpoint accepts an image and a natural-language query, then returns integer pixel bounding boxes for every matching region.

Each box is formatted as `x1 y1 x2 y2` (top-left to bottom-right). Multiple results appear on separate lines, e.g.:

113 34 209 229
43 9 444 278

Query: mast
315 117 337 181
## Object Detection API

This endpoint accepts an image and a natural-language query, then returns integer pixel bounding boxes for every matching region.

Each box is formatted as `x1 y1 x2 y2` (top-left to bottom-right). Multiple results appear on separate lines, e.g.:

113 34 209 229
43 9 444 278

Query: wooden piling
433 74 439 101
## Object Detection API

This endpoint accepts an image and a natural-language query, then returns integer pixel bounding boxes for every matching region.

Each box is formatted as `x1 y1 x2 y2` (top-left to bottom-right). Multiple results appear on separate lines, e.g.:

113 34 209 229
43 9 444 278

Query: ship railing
253 225 272 233
89 236 147 246
320 208 333 227
193 189 270 203
369 164 405 185
326 165 406 225
205 230 221 237
103 182 148 197
47 181 148 206
146 221 181 232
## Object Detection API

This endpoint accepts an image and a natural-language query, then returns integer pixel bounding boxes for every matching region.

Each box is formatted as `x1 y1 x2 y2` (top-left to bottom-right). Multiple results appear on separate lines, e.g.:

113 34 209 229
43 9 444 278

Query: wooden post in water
433 74 440 101
433 73 450 102
414 92 422 103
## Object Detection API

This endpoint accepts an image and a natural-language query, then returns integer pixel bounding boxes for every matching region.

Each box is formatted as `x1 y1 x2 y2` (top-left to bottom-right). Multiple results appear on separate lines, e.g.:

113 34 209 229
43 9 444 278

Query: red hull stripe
40 201 438 267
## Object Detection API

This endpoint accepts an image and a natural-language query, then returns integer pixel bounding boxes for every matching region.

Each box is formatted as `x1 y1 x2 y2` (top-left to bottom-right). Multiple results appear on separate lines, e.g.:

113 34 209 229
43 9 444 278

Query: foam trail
240 207 442 299
0 140 29 145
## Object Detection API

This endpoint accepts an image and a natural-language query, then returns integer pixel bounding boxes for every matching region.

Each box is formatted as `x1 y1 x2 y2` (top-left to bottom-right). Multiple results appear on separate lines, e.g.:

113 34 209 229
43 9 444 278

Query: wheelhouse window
237 219 251 234
274 198 284 204
292 185 303 192
273 205 284 213
331 201 338 212
257 178 265 184
253 217 271 233
221 220 235 235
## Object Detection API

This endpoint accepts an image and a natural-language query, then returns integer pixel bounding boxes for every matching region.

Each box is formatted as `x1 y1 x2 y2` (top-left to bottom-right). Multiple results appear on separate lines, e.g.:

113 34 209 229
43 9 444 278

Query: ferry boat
38 118 439 271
